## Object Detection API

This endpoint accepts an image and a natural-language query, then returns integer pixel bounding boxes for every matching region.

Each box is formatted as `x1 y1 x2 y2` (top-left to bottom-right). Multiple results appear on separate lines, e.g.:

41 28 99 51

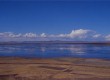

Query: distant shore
0 57 110 80
0 41 110 45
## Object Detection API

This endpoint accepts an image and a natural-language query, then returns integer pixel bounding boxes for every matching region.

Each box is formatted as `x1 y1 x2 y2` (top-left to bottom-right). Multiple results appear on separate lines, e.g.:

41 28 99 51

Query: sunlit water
0 43 110 59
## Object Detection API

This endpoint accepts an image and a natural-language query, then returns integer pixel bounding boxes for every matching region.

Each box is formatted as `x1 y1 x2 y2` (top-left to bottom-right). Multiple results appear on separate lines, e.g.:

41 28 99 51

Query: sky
0 0 110 41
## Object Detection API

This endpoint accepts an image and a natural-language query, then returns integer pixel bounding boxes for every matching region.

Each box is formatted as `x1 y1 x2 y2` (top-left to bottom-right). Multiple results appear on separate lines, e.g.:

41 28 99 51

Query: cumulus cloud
67 29 91 38
93 34 101 38
23 33 37 38
105 35 110 41
54 29 92 39
57 34 67 37
0 29 109 41
40 33 47 37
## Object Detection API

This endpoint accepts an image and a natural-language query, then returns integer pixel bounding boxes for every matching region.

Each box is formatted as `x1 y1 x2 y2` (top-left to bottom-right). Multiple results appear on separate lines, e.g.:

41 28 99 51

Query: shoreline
0 41 110 45
0 56 110 61
0 57 110 80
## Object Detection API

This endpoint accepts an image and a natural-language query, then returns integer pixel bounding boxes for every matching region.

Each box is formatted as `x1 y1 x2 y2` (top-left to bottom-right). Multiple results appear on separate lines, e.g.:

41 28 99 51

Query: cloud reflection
40 47 46 52
38 44 87 55
59 45 86 55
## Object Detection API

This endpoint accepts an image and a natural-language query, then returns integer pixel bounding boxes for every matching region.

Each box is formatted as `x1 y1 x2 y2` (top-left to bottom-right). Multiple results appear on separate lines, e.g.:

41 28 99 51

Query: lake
0 43 110 59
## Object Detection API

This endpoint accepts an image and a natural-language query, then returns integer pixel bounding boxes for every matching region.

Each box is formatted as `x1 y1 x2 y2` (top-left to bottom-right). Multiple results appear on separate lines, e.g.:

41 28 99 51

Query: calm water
0 43 110 59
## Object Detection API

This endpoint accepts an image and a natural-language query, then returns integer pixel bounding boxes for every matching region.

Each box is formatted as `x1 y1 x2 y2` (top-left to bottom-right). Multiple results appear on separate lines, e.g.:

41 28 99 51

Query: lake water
0 43 110 59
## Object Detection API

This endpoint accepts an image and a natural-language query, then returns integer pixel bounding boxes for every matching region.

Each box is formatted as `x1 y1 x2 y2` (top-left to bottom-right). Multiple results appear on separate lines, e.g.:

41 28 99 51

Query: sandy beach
0 57 109 80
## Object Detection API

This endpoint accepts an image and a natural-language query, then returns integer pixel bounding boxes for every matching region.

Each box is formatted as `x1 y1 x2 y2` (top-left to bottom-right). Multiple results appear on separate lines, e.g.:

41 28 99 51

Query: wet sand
0 57 110 80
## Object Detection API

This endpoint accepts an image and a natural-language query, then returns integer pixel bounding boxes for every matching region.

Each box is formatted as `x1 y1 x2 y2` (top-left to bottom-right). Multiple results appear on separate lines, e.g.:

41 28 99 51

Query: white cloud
0 29 110 41
55 29 92 39
67 29 91 38
105 35 110 40
0 32 14 37
40 33 46 37
23 33 37 38
93 34 101 38
0 32 22 38
58 34 67 37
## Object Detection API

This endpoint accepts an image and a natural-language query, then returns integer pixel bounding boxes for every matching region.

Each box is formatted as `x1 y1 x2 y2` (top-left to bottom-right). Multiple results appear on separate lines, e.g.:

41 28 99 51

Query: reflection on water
0 44 110 59
59 45 86 54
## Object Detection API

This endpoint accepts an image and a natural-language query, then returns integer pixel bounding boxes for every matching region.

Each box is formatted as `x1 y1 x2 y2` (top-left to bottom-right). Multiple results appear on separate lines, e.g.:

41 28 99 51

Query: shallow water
0 43 110 59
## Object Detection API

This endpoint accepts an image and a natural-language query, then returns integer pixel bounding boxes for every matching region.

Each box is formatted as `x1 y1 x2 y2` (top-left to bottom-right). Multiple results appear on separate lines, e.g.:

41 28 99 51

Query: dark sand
0 57 110 80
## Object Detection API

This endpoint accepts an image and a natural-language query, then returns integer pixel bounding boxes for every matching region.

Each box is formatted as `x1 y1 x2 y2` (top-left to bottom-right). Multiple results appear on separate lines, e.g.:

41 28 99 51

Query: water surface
0 43 110 59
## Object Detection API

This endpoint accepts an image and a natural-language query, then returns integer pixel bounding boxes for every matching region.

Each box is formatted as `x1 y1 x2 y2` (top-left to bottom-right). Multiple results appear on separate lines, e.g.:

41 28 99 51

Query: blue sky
0 1 110 41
